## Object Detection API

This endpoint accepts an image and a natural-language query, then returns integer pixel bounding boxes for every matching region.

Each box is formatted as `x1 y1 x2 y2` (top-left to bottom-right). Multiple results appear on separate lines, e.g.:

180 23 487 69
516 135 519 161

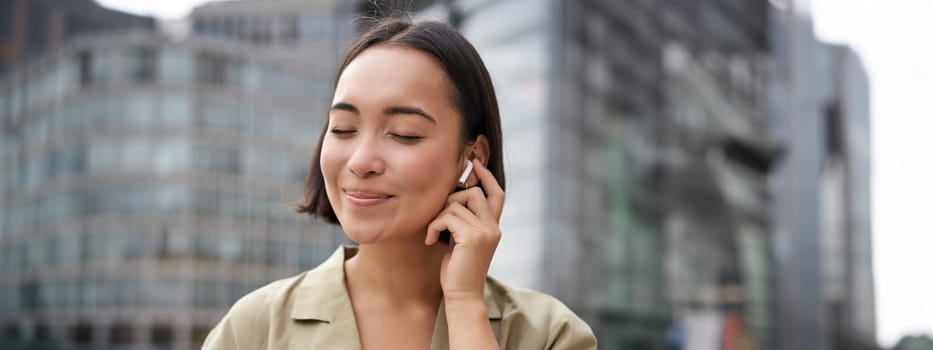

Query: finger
471 159 505 218
443 202 481 225
425 214 450 246
446 187 494 221
426 212 467 246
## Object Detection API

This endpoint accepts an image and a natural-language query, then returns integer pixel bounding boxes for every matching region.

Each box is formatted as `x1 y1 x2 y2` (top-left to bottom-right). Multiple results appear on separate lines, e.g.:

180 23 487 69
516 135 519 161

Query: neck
345 237 447 306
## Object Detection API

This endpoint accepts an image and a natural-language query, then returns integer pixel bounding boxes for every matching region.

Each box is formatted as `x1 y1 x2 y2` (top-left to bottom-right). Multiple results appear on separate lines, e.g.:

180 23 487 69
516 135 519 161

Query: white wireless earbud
458 161 474 187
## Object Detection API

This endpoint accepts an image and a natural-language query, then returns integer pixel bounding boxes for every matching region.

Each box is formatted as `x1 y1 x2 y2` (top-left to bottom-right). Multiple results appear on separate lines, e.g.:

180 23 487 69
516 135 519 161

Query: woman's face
321 46 465 243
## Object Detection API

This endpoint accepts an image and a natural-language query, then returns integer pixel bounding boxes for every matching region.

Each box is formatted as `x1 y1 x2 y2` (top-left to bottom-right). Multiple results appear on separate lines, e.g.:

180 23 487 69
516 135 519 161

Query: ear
466 135 490 166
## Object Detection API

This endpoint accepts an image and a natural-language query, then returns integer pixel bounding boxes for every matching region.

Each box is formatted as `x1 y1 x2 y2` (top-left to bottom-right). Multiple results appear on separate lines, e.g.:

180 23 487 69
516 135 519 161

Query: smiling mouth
344 190 395 207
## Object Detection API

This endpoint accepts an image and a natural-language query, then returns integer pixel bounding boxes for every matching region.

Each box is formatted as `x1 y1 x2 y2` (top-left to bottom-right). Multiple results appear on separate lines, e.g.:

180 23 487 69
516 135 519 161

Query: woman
203 18 597 350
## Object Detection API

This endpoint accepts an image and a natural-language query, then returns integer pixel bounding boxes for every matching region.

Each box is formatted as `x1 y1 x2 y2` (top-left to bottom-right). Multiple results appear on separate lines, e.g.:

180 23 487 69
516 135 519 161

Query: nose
347 135 386 178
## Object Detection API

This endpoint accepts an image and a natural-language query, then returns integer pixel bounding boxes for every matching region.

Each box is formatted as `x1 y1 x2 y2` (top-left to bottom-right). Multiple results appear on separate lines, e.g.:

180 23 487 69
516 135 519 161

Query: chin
339 222 385 244
340 220 428 245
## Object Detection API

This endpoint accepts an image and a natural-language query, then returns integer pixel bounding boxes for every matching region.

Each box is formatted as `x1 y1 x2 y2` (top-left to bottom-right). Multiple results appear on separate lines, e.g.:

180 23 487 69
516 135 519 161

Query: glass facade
431 1 874 349
769 9 877 350
0 0 155 77
0 33 345 349
420 1 820 349
189 0 357 80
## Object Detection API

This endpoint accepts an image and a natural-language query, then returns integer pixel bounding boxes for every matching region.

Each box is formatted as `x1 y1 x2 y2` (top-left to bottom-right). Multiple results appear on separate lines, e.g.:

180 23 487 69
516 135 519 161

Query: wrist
444 294 486 314
443 290 484 305
444 295 497 350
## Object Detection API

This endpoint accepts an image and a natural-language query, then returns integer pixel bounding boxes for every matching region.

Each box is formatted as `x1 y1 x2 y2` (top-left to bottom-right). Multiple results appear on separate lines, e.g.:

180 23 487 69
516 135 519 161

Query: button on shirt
203 246 597 349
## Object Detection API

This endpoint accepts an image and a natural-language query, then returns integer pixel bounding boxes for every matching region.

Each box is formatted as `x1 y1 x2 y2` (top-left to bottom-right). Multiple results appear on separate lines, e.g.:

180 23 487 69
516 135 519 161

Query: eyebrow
329 102 437 124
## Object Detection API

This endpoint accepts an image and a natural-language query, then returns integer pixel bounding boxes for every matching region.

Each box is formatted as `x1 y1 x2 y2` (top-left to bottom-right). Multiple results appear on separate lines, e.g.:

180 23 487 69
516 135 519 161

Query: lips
344 189 394 207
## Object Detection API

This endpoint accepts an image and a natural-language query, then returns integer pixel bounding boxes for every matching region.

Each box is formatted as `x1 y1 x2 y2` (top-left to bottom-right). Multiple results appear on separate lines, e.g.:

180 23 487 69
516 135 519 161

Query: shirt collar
289 245 353 321
289 245 503 321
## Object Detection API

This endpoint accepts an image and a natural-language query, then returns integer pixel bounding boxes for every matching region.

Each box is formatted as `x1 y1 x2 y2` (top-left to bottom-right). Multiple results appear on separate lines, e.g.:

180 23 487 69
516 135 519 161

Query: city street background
1 0 931 349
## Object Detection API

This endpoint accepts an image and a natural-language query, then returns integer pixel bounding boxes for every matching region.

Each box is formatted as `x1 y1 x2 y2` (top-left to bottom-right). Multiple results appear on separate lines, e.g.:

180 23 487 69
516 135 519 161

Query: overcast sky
97 0 933 347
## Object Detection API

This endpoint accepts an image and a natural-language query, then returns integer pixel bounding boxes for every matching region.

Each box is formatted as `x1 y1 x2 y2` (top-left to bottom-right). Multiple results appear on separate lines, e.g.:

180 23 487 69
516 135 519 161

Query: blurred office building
893 335 933 350
416 0 774 348
415 0 876 349
0 0 155 77
0 1 354 349
188 0 360 74
769 6 876 350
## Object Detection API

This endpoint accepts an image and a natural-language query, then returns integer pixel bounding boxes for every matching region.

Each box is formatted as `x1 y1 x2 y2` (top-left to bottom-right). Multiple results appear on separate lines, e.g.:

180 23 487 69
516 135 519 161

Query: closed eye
389 133 423 143
330 128 355 136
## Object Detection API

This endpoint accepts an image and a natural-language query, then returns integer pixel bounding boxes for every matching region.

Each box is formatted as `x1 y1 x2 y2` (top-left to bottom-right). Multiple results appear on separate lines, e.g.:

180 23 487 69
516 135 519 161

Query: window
0 288 6 314
157 184 189 212
218 192 239 217
155 139 190 174
0 93 6 120
196 146 239 174
32 324 51 343
196 52 227 85
80 280 103 307
126 92 156 126
265 240 287 265
217 234 243 262
0 1 12 37
825 102 843 156
161 93 191 126
78 51 93 86
20 280 39 311
282 15 299 44
193 280 227 307
247 238 264 263
159 49 192 83
162 229 193 258
26 153 43 187
190 326 210 348
48 145 85 178
130 47 157 82
193 18 206 33
195 232 218 260
109 324 133 345
92 50 122 84
112 234 146 260
60 235 80 265
83 232 108 261
71 324 93 344
39 282 54 308
152 325 173 349
88 140 118 172
121 138 152 171
195 191 219 216
114 279 139 306
151 279 179 307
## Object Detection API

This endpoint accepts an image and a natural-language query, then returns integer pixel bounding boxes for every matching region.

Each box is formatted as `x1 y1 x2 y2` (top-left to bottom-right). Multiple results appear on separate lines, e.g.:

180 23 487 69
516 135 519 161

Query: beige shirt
203 246 597 350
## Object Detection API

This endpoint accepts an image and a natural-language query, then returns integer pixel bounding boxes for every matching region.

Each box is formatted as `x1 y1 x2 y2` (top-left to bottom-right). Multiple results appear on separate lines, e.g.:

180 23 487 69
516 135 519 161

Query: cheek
319 139 343 194
395 145 458 194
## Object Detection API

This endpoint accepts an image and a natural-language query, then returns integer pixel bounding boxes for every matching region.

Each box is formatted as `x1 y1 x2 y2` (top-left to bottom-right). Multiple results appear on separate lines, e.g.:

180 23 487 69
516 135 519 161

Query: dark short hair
295 18 505 224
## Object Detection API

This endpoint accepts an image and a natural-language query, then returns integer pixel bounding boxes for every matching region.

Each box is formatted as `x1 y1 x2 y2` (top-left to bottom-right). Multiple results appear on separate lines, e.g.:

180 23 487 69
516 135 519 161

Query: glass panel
159 49 192 84
157 184 188 213
121 138 152 170
87 140 117 172
129 47 157 82
165 230 193 257
155 139 190 174
162 93 191 126
126 91 156 126
91 50 122 83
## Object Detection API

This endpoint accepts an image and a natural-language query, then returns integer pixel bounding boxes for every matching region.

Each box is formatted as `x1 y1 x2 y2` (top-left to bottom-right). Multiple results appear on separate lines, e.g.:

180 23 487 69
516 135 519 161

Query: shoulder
201 272 309 349
486 277 598 349
202 246 350 349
